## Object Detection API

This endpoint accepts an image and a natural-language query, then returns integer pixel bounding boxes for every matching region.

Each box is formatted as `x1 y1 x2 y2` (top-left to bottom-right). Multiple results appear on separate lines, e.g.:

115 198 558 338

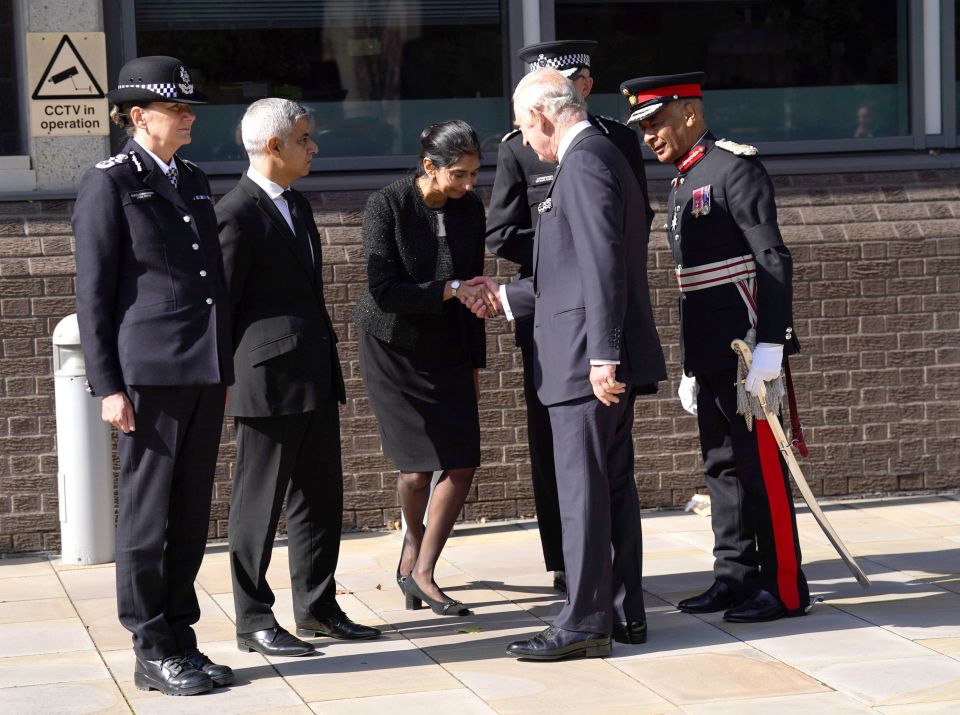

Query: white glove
745 342 783 395
678 373 698 415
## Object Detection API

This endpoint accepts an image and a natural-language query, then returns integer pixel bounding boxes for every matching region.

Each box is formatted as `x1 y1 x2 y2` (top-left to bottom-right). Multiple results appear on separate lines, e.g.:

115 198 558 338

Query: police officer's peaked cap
519 40 598 77
107 56 209 106
620 72 707 124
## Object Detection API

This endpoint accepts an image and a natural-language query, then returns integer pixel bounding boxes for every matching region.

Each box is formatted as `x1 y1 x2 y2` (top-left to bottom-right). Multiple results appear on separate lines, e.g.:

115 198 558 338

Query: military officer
73 56 235 695
486 40 652 592
620 72 809 622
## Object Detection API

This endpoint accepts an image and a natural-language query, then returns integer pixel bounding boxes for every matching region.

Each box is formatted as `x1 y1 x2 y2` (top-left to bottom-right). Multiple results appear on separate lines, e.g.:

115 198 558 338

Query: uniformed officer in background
486 41 652 593
73 56 235 695
620 72 809 622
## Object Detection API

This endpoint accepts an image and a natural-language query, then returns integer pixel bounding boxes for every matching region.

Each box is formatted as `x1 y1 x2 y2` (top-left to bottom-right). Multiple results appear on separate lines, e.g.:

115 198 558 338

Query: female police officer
72 56 234 696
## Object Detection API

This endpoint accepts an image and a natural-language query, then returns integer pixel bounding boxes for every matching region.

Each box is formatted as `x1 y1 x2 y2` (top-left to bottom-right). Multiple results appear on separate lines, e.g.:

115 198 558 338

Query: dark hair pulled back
417 120 481 175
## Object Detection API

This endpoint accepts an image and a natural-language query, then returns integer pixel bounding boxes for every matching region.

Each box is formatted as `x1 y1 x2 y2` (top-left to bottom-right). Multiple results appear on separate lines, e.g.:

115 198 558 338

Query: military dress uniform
72 56 234 694
660 129 809 614
486 40 653 578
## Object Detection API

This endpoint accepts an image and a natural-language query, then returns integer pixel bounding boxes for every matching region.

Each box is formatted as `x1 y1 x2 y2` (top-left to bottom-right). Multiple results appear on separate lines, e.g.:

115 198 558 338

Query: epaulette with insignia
715 139 759 156
127 150 145 175
95 153 130 170
501 128 521 143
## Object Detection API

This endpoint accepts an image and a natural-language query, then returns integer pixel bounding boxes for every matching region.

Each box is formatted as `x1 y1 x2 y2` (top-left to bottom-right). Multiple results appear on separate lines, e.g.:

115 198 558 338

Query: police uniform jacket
217 176 346 417
73 139 234 395
486 113 652 278
668 131 799 376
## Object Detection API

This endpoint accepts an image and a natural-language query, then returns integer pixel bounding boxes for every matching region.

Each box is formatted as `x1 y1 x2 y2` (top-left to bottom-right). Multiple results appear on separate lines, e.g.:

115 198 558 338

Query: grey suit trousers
548 386 645 634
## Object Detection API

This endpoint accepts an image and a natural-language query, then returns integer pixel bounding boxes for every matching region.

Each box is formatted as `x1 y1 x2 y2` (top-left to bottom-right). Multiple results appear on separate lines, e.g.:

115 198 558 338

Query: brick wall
1 168 958 553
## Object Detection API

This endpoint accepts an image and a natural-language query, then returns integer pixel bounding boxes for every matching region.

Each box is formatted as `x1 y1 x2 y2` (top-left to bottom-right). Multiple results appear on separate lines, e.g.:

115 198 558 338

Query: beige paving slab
56 564 119 600
123 678 306 715
680 691 877 714
0 679 128 714
0 573 66 602
0 650 111 689
918 637 960 657
832 589 960 639
446 656 679 714
0 596 76 624
875 702 960 714
807 655 960 705
614 648 827 705
0 618 94 657
309 688 497 714
273 632 462 702
0 555 54 579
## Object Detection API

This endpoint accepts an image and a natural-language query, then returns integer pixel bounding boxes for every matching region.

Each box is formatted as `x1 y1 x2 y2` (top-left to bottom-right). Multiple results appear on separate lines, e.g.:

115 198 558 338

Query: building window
133 0 508 168
0 0 22 155
555 0 910 146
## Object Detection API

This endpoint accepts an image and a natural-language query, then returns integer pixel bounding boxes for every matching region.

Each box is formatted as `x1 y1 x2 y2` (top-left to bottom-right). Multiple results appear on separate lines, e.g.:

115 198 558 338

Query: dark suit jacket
505 125 667 406
352 176 486 367
73 139 233 395
217 174 345 417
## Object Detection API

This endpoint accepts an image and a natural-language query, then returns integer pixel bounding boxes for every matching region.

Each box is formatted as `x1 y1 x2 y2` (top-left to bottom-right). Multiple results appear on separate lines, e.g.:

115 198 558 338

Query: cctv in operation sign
27 32 109 137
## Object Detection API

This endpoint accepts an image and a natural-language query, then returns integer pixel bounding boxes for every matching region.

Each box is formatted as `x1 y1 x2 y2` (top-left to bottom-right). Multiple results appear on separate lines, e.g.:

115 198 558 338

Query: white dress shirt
246 165 314 265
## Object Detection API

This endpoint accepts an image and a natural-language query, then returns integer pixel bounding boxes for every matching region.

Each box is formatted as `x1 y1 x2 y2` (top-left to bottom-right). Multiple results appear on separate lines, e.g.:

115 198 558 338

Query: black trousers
115 383 226 660
229 401 344 633
518 320 564 572
548 387 644 634
696 368 809 612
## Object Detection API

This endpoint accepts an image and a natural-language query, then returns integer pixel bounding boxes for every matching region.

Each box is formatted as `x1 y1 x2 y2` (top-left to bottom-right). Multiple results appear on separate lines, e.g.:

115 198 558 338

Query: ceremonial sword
731 339 871 589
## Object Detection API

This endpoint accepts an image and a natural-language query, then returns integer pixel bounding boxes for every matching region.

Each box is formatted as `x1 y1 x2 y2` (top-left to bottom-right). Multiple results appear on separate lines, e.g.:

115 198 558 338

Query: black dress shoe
134 655 212 696
506 625 611 661
613 620 648 645
553 570 567 593
237 626 316 657
723 589 791 623
296 611 382 640
183 647 234 687
678 580 739 614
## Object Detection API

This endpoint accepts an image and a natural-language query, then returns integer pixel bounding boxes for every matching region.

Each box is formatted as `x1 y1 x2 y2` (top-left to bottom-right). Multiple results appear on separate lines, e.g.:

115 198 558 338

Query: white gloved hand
744 342 783 396
678 373 698 415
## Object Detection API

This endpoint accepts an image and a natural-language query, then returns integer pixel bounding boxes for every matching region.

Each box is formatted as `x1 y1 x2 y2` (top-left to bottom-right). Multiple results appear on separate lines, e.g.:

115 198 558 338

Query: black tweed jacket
353 176 486 367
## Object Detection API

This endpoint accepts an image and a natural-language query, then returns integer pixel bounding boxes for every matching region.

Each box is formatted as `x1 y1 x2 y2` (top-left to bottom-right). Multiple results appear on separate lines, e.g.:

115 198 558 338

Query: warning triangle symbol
32 35 105 100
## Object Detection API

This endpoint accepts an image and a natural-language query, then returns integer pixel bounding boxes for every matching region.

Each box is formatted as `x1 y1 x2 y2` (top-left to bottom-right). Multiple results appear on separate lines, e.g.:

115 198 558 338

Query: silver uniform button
191 243 199 250
183 215 191 223
205 298 213 305
199 270 207 277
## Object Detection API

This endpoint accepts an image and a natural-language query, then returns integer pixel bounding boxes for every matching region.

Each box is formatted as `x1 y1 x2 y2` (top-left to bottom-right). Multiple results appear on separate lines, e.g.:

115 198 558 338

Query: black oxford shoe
237 626 316 657
678 580 739 614
296 611 382 640
506 625 611 661
613 620 648 645
553 570 567 593
183 647 234 687
134 655 212 696
723 589 790 623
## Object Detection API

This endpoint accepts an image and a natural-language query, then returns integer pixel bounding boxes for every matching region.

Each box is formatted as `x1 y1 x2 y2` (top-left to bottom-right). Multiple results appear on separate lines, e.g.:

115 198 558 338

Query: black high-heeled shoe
404 575 471 616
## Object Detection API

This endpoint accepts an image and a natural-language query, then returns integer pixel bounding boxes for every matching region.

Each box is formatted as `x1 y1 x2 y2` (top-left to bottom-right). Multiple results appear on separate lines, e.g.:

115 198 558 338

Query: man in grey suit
468 68 667 660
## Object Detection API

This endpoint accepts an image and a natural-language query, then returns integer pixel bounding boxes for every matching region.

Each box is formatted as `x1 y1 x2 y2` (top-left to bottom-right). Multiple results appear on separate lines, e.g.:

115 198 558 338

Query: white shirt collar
246 165 288 200
557 119 593 163
134 139 177 175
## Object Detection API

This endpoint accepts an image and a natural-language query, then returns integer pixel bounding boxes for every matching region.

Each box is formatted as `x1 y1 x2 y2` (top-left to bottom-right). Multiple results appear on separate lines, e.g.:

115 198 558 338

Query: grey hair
513 68 586 125
241 98 311 157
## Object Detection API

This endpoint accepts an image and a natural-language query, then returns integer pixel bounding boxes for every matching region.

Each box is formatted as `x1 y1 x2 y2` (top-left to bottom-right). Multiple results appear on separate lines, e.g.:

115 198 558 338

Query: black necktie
282 189 314 268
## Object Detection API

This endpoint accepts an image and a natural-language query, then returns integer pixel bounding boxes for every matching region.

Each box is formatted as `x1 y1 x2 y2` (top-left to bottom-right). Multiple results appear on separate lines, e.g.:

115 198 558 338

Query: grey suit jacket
505 126 666 406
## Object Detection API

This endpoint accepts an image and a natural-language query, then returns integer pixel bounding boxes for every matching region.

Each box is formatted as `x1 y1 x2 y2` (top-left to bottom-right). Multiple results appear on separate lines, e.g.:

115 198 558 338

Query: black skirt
358 328 480 472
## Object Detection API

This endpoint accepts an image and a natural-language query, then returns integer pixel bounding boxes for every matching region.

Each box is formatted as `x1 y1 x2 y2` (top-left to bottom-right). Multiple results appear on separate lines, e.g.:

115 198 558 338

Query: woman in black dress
354 121 493 615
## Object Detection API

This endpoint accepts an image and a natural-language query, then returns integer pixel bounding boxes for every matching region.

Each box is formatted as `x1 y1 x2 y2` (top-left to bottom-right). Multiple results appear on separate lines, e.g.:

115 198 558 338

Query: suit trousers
548 387 645 634
116 383 226 660
229 401 344 633
696 368 809 611
517 319 564 572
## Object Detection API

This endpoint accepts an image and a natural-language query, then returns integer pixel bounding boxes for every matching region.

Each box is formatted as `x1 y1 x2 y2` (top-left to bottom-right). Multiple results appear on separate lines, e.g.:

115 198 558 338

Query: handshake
455 276 502 319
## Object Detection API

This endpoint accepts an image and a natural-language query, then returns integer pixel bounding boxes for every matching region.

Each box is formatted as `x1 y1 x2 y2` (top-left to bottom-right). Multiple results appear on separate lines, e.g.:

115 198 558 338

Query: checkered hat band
529 53 590 73
117 83 178 98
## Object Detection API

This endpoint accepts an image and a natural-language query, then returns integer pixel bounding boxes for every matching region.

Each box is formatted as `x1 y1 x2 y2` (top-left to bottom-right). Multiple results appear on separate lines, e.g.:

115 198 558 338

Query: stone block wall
0 169 958 552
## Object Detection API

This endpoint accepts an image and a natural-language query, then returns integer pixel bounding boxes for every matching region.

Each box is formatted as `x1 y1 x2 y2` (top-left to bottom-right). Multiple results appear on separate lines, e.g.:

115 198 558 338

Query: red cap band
634 83 703 105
